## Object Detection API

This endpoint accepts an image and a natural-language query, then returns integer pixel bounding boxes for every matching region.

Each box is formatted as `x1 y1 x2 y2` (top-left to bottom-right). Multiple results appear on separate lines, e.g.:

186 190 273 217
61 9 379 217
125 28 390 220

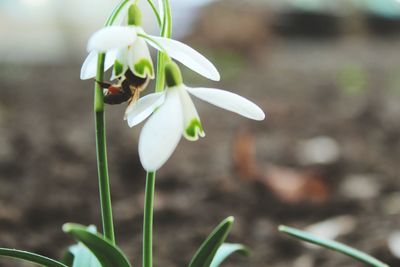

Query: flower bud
165 62 183 87
128 4 142 26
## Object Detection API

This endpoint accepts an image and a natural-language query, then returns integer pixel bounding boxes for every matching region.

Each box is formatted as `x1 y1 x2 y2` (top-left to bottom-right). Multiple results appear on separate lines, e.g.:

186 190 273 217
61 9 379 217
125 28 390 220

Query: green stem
143 171 156 267
155 0 171 93
155 49 166 93
163 0 172 38
106 0 132 26
93 0 132 244
94 53 115 244
142 1 172 266
147 0 162 27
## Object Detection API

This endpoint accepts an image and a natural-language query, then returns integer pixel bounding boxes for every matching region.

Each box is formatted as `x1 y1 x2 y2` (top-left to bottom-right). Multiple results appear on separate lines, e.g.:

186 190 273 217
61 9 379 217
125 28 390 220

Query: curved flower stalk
80 4 220 82
126 62 265 171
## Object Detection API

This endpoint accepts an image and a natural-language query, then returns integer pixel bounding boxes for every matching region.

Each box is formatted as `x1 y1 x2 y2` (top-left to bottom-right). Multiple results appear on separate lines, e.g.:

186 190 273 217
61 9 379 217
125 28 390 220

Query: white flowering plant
0 1 391 267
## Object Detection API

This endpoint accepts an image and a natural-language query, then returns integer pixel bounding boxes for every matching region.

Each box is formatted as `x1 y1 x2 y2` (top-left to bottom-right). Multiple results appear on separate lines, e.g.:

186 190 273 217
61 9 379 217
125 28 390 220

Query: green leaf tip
63 223 85 234
222 216 234 226
62 223 98 235
279 225 390 267
62 223 73 233
278 225 288 232
165 61 183 87
128 4 142 26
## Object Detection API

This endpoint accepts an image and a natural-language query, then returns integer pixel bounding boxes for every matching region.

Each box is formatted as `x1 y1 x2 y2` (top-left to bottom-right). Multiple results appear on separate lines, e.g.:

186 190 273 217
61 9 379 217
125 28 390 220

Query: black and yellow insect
97 69 149 105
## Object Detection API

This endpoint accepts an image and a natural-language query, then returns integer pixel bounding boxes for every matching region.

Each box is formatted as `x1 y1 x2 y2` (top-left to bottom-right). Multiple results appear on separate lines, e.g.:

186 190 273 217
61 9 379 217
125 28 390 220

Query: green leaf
61 249 74 266
189 217 235 267
0 248 67 267
279 225 389 267
63 223 131 267
69 243 102 267
210 243 250 267
64 225 102 267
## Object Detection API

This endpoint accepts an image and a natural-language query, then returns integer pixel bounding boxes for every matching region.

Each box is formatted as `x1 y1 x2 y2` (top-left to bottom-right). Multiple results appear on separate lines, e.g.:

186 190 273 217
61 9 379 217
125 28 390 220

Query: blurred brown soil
1 5 400 267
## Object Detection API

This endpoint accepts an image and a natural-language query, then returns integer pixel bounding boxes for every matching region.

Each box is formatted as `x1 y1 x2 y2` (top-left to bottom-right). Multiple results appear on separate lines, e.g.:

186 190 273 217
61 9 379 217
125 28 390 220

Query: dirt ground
1 5 400 267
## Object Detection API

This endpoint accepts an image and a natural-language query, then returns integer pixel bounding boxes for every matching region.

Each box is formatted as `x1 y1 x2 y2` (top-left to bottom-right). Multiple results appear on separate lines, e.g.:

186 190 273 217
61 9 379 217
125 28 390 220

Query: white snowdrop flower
126 62 265 171
80 4 220 82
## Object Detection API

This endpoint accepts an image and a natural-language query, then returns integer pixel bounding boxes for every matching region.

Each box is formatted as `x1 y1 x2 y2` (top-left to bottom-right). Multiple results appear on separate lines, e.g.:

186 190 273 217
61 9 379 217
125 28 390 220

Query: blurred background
1 0 400 266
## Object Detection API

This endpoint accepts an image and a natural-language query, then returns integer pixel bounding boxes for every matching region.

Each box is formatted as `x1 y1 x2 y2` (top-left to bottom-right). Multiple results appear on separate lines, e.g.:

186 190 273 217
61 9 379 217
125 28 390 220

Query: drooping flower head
81 3 220 82
125 62 265 171
111 4 154 81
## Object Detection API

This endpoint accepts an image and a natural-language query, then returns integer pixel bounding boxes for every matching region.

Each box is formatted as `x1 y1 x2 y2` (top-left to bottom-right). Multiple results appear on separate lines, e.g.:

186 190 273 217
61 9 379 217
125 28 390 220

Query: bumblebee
97 69 150 105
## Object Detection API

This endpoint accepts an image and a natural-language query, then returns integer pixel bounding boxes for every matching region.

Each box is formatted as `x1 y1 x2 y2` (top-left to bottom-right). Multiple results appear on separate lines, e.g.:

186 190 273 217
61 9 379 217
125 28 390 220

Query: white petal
87 26 137 52
111 47 129 79
144 35 220 81
105 50 118 71
139 88 183 171
177 86 205 141
80 51 98 80
80 50 117 80
128 38 155 78
125 92 166 127
186 87 265 121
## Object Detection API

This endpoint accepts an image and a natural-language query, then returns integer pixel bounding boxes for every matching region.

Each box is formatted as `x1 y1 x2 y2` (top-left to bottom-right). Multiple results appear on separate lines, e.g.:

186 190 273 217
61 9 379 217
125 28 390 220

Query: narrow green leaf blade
279 225 389 267
189 216 234 267
210 243 250 267
63 223 131 267
0 248 68 267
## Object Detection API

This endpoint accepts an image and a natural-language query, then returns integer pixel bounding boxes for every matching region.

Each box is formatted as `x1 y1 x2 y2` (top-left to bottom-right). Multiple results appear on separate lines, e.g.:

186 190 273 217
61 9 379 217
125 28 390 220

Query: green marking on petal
165 62 183 87
114 60 124 77
134 58 154 78
128 4 142 26
184 118 205 141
